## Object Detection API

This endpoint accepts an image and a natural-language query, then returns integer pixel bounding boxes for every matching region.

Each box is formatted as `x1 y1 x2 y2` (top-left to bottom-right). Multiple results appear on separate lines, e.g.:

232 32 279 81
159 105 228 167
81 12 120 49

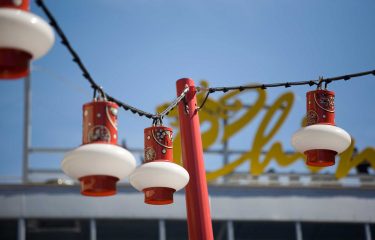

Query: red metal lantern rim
143 159 174 163
80 141 119 146
308 122 336 126
306 160 335 167
0 48 32 79
79 175 119 197
144 125 173 132
306 89 335 95
304 149 337 167
83 100 119 108
143 187 175 205
0 0 30 10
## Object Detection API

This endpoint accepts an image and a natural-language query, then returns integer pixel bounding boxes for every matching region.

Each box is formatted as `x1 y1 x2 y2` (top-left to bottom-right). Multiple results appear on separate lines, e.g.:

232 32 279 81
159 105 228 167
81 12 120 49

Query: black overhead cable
197 70 375 93
197 70 375 110
35 0 375 115
35 0 189 122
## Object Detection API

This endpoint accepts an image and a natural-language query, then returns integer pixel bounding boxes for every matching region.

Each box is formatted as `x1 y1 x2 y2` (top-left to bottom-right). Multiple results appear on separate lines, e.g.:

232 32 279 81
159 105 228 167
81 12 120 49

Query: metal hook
324 80 332 90
100 86 107 100
182 96 189 115
152 116 163 126
92 88 98 100
317 77 324 90
152 118 157 126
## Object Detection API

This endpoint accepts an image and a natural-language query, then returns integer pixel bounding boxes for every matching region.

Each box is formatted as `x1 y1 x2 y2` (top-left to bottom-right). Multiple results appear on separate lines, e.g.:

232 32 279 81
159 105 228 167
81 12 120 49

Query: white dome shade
292 124 351 153
0 9 54 59
61 143 136 180
130 162 189 191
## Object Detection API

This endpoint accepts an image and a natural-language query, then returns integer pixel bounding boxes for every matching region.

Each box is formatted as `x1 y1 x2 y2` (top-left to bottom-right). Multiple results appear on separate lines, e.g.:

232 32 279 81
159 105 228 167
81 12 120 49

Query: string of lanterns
0 0 374 205
61 93 190 204
196 79 358 167
32 0 375 122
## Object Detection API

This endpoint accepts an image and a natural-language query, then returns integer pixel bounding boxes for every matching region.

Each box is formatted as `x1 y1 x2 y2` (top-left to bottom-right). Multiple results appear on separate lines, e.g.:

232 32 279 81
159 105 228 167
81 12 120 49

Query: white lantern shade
61 143 136 180
292 124 351 153
129 161 189 192
0 9 54 59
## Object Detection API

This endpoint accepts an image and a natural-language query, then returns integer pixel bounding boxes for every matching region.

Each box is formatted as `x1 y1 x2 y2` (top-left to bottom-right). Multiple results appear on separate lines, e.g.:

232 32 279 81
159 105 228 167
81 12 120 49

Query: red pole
176 78 214 240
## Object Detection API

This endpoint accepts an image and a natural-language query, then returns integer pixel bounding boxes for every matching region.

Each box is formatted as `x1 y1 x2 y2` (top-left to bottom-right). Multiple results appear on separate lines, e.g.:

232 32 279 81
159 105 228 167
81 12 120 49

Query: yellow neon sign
157 81 375 181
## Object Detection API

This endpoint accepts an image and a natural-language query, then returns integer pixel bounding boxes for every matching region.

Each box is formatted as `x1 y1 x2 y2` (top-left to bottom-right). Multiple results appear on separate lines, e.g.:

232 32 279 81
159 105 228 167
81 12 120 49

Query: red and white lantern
292 89 351 166
0 0 54 79
61 99 136 196
130 125 189 205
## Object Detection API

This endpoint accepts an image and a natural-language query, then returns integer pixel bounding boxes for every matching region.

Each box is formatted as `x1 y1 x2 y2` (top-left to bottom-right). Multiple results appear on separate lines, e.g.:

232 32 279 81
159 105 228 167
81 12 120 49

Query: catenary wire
196 70 375 109
35 0 189 121
35 0 374 115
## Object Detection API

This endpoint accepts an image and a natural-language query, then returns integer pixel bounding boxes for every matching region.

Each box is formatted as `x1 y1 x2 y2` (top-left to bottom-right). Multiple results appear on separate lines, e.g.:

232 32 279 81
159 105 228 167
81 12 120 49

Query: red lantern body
0 0 29 10
82 100 118 145
0 0 32 79
79 100 120 196
143 126 176 204
144 126 173 163
305 89 336 166
306 90 335 126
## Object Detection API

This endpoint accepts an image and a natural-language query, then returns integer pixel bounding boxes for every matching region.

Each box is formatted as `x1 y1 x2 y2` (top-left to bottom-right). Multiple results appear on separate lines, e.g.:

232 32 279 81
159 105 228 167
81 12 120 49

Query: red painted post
176 78 214 240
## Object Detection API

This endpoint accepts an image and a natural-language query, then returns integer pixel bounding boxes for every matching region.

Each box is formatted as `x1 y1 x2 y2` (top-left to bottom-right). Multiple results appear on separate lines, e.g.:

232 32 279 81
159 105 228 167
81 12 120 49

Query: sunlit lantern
61 99 136 196
292 89 351 167
0 0 54 79
130 125 189 205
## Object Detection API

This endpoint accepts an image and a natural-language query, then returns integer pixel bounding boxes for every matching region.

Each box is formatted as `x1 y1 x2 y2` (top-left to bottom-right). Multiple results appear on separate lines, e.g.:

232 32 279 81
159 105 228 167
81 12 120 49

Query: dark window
234 221 296 240
97 219 158 240
302 222 366 240
166 220 187 240
165 220 226 240
213 221 227 240
0 219 17 240
26 219 90 240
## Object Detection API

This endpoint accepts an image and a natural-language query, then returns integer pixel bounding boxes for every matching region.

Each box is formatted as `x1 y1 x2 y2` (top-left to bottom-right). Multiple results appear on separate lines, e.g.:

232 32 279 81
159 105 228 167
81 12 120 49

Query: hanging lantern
130 125 189 205
0 0 54 79
61 99 136 196
292 89 351 166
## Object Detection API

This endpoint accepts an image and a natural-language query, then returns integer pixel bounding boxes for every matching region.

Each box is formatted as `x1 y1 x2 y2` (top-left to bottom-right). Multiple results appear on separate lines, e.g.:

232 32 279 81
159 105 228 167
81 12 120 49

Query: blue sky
0 0 374 179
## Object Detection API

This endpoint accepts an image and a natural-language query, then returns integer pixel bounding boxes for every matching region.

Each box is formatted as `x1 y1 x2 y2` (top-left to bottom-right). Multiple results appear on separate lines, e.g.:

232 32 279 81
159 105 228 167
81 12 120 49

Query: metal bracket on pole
182 89 190 115
176 78 214 240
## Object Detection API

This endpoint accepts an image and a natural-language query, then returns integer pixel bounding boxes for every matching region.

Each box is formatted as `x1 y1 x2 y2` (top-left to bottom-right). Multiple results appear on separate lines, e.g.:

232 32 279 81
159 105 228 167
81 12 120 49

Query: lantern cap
79 175 118 197
0 9 54 59
291 124 351 154
143 187 176 205
61 143 136 180
129 161 189 192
